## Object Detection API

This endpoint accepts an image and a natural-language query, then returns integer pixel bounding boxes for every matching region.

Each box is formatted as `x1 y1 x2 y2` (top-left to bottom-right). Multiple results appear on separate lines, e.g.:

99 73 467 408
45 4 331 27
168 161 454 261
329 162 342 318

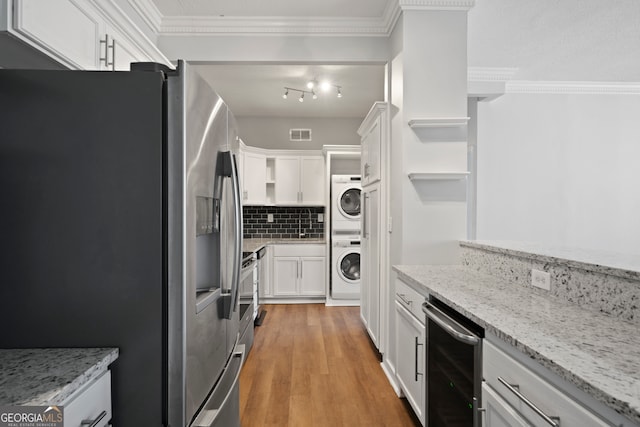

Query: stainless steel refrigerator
0 61 244 427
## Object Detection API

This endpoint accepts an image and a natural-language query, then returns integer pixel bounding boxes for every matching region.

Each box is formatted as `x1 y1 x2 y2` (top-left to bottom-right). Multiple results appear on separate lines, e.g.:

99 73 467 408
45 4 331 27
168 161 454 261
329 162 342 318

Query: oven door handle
422 301 480 345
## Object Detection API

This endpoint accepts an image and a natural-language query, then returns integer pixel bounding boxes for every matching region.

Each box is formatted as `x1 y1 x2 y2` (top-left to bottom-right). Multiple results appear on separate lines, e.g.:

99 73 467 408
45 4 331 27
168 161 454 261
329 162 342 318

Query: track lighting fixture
282 84 343 102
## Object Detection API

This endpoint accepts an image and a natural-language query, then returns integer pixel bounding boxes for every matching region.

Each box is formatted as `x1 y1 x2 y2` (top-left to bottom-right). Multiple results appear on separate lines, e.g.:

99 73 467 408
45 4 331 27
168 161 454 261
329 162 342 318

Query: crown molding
126 0 162 33
399 0 476 11
506 81 640 95
468 67 518 82
157 15 395 36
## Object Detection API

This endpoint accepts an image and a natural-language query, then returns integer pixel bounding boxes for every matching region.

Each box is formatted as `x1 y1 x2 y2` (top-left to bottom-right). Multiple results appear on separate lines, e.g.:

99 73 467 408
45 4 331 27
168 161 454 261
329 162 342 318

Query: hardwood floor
239 304 421 427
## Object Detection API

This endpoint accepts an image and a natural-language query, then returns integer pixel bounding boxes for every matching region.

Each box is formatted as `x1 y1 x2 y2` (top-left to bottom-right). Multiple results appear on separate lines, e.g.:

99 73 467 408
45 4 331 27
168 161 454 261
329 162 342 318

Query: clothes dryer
331 175 361 233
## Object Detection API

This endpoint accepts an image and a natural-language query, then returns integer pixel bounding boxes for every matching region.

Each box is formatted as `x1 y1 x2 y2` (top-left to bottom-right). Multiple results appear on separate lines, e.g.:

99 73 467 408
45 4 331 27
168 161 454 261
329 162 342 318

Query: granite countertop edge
0 347 119 406
393 265 640 424
460 240 640 282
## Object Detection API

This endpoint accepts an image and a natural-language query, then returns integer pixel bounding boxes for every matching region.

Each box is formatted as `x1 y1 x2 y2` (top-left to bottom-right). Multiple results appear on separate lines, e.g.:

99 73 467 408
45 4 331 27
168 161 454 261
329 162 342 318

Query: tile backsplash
243 206 325 239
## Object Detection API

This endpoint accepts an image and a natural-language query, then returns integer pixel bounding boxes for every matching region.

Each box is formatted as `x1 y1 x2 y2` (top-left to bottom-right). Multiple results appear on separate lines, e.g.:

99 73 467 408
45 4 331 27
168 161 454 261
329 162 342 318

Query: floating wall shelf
408 117 470 128
408 172 470 181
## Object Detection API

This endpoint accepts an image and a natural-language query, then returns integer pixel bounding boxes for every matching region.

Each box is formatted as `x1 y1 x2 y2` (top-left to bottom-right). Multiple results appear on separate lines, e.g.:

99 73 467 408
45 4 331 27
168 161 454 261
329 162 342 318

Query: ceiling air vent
289 128 312 142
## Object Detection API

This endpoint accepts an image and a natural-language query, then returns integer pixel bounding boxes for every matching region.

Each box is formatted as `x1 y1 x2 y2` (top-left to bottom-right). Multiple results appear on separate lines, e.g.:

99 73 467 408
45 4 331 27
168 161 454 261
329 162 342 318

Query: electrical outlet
531 269 551 290
267 214 274 223
318 213 324 223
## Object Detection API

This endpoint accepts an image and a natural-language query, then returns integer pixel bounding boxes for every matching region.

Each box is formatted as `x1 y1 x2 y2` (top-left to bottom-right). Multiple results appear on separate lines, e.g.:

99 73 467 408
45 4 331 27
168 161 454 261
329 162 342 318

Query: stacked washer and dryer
330 175 362 301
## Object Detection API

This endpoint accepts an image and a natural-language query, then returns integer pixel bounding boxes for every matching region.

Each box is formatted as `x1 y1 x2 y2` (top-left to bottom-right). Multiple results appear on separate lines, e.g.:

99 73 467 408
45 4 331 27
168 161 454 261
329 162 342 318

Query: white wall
237 116 361 150
476 93 640 254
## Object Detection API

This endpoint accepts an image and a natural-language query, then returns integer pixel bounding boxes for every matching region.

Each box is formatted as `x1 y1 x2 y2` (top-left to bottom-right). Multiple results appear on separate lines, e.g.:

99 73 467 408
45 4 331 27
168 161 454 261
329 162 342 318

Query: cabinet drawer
484 340 609 427
395 278 426 323
272 244 324 257
64 370 111 427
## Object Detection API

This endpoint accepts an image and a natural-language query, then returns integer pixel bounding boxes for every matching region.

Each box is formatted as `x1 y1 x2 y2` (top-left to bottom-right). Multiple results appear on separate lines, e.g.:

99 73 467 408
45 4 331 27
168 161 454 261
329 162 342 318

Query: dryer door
338 188 361 219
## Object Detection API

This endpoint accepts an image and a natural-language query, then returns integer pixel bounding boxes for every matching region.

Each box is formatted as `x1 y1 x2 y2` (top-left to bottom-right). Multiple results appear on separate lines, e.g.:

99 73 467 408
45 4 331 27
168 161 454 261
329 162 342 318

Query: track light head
283 89 288 99
299 93 304 102
337 88 342 98
306 79 316 90
312 90 318 100
320 81 331 92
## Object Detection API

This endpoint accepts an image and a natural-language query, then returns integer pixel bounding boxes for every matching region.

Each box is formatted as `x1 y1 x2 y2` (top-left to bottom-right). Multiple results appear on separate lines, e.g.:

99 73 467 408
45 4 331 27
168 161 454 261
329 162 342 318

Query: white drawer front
64 370 112 427
272 244 324 257
395 278 426 323
484 340 609 427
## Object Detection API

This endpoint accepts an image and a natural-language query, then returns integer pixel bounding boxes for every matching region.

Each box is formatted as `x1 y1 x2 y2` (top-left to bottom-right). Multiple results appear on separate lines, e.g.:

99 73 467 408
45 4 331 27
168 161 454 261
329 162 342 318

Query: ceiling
151 0 640 118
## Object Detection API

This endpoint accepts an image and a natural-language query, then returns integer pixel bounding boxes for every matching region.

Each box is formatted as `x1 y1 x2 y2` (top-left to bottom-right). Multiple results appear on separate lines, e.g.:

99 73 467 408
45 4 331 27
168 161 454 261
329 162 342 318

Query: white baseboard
380 358 402 397
261 298 325 304
325 298 360 307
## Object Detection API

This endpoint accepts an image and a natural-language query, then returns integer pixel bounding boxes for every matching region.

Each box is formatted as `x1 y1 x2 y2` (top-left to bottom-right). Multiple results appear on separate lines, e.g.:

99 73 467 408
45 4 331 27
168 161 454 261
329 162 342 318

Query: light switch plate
318 213 324 223
531 269 551 290
267 214 274 223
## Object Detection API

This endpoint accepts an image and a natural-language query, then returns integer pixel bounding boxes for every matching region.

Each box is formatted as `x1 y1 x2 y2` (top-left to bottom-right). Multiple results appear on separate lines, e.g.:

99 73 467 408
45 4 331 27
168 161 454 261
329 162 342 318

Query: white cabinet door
275 156 300 205
242 151 267 205
105 23 148 71
361 185 380 346
482 383 530 427
361 116 381 186
300 156 324 205
299 256 325 296
13 0 104 70
395 302 425 425
272 257 299 296
64 370 112 427
259 247 271 297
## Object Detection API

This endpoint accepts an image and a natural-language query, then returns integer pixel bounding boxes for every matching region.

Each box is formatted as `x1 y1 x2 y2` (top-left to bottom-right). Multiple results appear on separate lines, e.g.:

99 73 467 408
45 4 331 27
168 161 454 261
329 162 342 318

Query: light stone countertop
244 237 326 254
0 348 118 406
461 240 640 281
393 264 640 424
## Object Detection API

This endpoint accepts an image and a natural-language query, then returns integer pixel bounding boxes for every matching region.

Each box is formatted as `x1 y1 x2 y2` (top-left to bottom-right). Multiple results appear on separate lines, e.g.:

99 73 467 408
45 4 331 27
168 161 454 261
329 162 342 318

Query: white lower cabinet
63 370 112 427
482 382 530 427
395 300 425 425
483 337 615 427
272 244 325 297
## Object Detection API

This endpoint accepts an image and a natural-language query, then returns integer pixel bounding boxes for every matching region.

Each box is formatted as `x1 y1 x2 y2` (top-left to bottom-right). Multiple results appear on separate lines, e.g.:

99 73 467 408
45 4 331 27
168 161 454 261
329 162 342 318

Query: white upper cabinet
274 156 300 205
13 0 104 70
299 156 324 205
6 0 171 70
105 23 147 71
241 150 267 205
275 154 324 206
358 102 387 187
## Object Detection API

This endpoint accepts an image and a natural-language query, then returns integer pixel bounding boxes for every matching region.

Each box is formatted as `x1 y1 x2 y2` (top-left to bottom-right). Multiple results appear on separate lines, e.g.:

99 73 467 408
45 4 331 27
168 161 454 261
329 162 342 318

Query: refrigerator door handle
228 152 242 318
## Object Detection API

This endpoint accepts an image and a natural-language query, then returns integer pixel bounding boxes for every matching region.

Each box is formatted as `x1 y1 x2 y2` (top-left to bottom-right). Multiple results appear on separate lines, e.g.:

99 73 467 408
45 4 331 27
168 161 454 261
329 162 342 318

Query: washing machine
331 235 361 300
331 175 361 233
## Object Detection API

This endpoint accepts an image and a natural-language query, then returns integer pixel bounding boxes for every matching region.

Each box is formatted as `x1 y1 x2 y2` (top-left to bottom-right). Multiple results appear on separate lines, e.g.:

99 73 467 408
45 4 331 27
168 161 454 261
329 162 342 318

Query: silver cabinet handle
99 35 113 69
362 193 369 238
300 260 303 278
111 38 117 71
396 293 412 306
81 410 107 427
243 190 248 200
296 260 299 278
422 302 480 345
497 376 560 427
414 336 423 381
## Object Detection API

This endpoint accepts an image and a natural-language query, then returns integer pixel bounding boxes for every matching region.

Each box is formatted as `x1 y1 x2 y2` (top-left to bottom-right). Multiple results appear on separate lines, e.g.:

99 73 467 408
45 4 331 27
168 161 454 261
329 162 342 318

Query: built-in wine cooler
422 298 484 427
